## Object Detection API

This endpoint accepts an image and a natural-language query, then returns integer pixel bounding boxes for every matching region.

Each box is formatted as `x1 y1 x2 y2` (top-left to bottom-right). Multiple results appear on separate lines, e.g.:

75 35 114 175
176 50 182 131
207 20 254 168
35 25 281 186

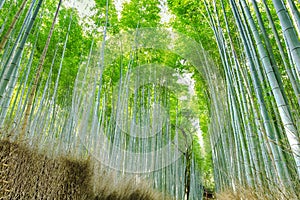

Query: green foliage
29 5 93 105
1 0 228 195
0 0 23 43
93 0 119 34
168 0 219 62
120 0 161 29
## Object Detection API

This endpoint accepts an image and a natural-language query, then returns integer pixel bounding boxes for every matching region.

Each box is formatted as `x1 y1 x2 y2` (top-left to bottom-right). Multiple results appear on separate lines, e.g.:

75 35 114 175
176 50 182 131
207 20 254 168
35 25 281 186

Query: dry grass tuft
216 184 300 200
216 188 256 200
0 139 94 199
61 158 93 199
91 165 171 200
93 175 171 200
0 139 171 200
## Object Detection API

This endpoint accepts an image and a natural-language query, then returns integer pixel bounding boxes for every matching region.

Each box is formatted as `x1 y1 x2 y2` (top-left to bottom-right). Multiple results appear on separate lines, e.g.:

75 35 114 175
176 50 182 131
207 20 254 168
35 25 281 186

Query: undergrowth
216 184 300 200
0 139 171 200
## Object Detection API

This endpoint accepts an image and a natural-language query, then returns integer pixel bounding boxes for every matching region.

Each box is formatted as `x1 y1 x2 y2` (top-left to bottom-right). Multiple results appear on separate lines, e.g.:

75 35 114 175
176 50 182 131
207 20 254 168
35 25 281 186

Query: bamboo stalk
21 0 61 138
0 0 29 52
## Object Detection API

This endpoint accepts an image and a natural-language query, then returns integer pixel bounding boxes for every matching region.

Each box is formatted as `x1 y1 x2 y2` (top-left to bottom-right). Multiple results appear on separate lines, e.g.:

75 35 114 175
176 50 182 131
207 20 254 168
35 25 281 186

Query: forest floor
2 138 297 200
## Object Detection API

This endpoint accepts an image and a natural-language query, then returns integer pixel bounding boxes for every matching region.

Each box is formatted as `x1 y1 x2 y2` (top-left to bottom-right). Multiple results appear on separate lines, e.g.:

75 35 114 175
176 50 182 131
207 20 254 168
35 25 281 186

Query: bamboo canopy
0 0 299 199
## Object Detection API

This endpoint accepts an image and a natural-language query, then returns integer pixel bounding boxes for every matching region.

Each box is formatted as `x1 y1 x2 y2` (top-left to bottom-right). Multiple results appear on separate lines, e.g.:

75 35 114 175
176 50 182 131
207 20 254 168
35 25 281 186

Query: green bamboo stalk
0 51 21 127
272 0 300 74
235 1 279 184
250 0 299 107
287 0 300 34
1 13 43 129
0 0 41 104
240 0 300 179
0 0 29 52
28 46 58 143
204 0 234 190
0 0 5 9
48 12 73 140
220 26 253 188
21 0 61 138
221 0 263 186
230 0 287 184
260 0 300 107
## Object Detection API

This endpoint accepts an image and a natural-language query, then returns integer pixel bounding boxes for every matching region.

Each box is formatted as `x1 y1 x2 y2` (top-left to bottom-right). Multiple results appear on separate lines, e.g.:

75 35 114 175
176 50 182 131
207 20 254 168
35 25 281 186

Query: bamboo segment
0 0 29 52
21 0 62 138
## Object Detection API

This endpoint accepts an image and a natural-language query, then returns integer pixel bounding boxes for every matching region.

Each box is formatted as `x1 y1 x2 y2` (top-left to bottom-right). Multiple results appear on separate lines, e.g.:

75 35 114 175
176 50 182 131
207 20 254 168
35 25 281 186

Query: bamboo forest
0 0 300 199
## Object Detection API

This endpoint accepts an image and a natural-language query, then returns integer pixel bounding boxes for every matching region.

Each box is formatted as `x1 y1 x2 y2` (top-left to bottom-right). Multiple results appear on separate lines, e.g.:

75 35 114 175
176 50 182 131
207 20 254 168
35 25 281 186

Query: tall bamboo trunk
272 0 300 74
20 0 62 138
241 0 300 180
0 0 29 52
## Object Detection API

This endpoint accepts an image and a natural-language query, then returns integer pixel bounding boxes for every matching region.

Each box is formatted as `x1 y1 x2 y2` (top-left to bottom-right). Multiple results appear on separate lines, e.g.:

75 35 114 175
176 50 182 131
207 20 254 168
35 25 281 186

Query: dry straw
216 184 300 200
0 139 171 200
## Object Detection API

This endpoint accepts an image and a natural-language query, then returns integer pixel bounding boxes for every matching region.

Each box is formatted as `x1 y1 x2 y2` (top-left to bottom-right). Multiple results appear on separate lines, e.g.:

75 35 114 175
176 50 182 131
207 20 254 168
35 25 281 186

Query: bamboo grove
0 0 300 199
203 0 300 198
